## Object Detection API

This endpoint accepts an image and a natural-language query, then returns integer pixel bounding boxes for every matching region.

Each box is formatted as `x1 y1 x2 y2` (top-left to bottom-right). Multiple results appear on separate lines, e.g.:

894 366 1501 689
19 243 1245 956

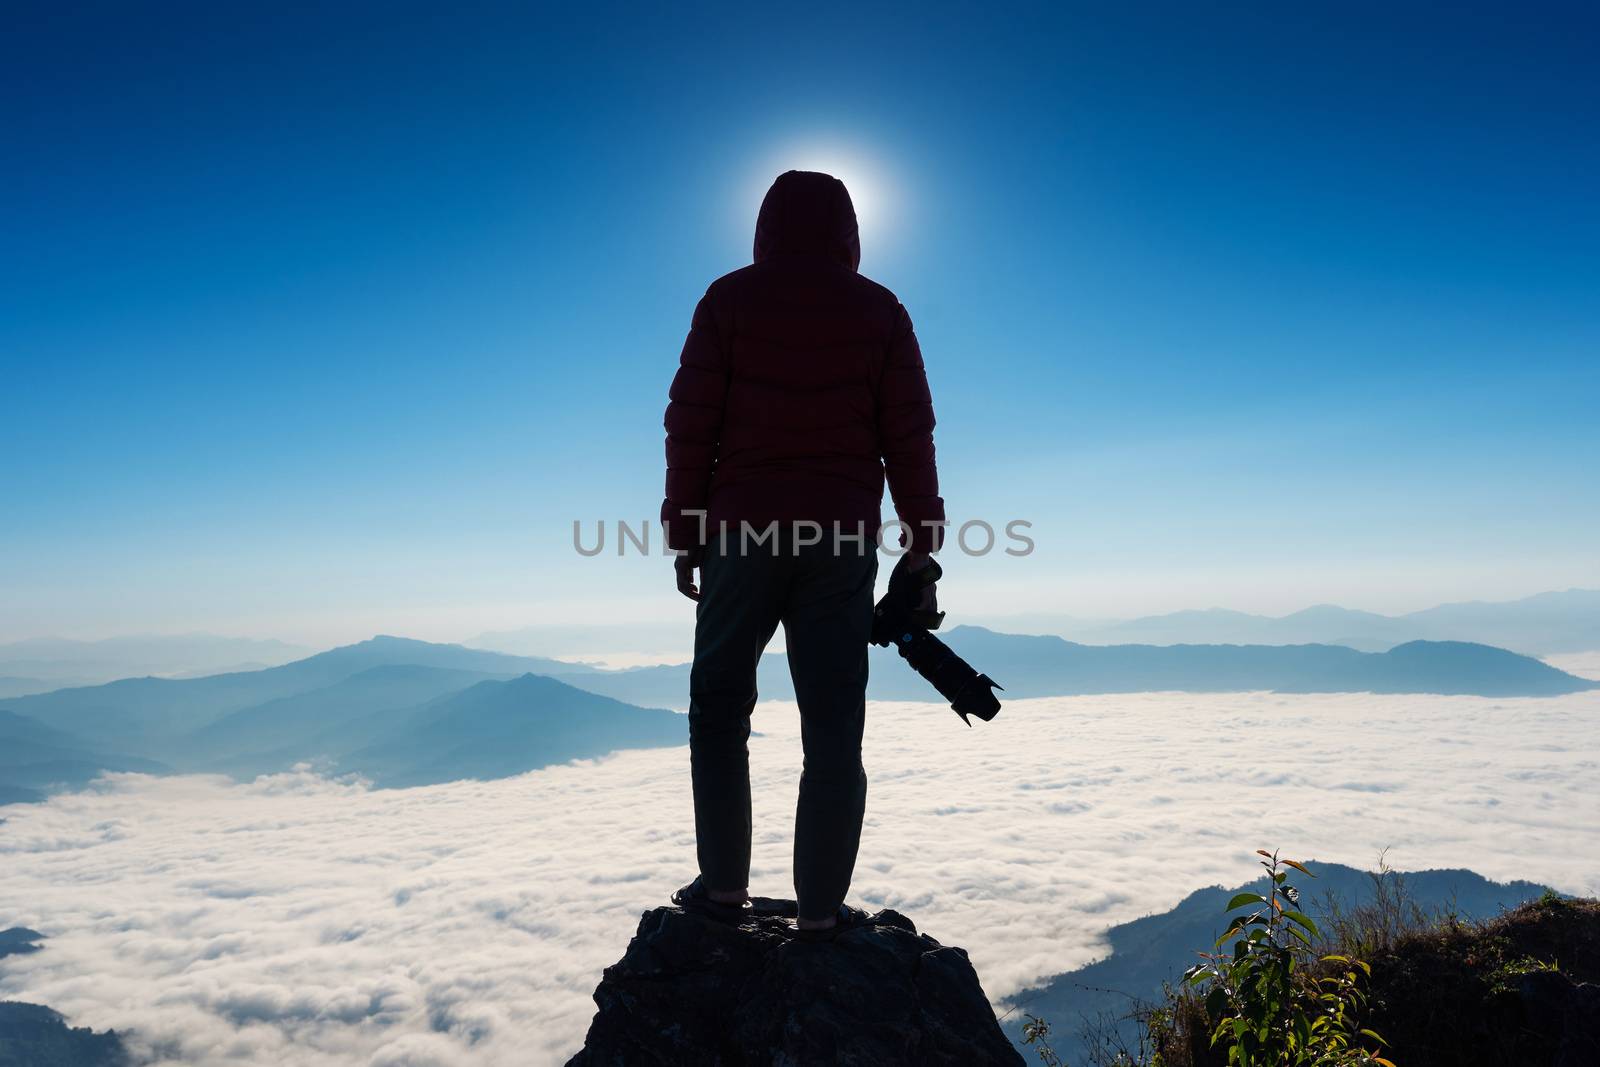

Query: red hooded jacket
661 170 945 555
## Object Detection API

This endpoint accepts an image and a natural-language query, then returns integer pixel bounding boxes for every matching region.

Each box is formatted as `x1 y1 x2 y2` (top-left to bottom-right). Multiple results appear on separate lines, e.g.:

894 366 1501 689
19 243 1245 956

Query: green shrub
1025 852 1600 1066
1178 850 1391 1067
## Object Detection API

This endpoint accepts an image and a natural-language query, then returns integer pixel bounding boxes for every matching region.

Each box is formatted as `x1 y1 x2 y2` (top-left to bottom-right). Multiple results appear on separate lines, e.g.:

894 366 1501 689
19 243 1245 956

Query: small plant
1022 1013 1068 1067
1486 953 1561 995
1533 888 1570 911
1181 850 1393 1067
1317 850 1437 960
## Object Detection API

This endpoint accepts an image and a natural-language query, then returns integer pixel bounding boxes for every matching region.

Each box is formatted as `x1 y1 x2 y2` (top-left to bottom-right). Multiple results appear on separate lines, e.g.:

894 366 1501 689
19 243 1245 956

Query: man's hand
906 551 938 614
675 551 703 601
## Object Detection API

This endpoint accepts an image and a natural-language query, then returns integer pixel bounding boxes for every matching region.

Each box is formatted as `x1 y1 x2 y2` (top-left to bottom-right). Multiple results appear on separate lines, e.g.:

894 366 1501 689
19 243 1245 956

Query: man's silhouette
662 170 943 933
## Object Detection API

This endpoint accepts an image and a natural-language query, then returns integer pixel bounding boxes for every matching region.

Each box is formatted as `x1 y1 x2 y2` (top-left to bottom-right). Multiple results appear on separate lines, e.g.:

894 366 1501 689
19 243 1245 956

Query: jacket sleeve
878 303 946 554
660 292 727 552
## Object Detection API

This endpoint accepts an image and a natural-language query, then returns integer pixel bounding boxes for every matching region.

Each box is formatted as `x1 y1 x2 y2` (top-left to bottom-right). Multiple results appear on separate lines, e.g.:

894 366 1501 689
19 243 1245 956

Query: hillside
0 640 676 798
0 636 590 748
1136 893 1600 1067
0 1002 128 1067
338 673 685 787
1350 893 1600 1066
1004 864 1554 1064
181 663 507 769
0 711 170 801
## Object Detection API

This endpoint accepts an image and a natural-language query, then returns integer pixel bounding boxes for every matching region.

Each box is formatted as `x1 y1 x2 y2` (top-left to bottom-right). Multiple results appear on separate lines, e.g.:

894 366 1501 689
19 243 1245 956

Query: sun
743 141 898 259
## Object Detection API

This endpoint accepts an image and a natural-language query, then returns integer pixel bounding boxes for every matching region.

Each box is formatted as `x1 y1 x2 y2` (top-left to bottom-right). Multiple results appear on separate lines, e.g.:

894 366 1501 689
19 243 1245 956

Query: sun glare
743 141 898 259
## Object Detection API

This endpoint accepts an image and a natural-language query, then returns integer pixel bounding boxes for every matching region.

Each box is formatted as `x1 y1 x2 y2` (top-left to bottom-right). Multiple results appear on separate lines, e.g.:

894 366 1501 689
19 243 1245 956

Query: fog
3 688 1596 1065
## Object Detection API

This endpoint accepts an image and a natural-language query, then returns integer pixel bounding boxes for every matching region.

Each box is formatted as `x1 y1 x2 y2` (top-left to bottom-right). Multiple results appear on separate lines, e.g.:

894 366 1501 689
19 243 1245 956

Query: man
661 170 943 935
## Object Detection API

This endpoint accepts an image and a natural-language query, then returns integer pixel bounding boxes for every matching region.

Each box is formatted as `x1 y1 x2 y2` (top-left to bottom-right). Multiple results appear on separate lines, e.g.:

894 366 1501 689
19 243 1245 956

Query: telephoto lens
871 555 1003 725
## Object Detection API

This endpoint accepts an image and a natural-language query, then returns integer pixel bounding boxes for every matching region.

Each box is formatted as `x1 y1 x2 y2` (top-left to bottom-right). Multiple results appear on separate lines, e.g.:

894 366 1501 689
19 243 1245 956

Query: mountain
0 677 58 700
1403 589 1600 655
0 640 685 796
337 673 685 787
0 1001 129 1067
976 589 1600 656
0 928 44 962
1003 864 1554 1064
0 710 170 800
181 664 508 768
549 628 1597 709
1099 605 1417 651
0 634 310 687
929 629 1596 698
0 637 592 749
3 628 1587 800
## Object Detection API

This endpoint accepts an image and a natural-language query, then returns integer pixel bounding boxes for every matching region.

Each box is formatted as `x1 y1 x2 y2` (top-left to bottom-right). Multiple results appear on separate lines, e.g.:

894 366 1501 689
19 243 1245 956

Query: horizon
4 584 1599 653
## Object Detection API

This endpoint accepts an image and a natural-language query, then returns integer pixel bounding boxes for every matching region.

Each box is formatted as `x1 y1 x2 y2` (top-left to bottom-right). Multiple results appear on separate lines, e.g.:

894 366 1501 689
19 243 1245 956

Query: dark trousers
688 531 878 921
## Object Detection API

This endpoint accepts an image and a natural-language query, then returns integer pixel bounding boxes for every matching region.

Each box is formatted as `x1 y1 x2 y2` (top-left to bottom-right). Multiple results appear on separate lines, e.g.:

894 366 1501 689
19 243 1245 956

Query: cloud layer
2 688 1597 1065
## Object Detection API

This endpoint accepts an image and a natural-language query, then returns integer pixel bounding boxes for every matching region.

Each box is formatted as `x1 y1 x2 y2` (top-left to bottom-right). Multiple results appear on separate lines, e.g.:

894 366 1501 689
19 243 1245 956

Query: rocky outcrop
566 898 1023 1066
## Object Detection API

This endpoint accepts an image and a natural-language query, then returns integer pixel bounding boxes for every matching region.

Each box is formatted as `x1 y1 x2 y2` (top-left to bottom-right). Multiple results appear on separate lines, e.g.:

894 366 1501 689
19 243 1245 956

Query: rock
566 898 1024 1066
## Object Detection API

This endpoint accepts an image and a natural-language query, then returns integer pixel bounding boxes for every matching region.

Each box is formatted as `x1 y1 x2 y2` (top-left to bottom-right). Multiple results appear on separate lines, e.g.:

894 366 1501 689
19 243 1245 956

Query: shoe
792 903 873 943
671 875 753 922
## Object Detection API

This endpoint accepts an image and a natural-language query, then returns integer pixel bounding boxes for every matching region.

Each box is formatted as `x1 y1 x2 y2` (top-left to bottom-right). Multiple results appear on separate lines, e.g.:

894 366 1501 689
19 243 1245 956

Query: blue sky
3 3 1597 645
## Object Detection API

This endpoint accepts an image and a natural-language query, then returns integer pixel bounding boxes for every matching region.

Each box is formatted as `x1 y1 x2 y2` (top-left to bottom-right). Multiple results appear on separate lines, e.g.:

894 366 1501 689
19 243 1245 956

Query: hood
753 170 861 271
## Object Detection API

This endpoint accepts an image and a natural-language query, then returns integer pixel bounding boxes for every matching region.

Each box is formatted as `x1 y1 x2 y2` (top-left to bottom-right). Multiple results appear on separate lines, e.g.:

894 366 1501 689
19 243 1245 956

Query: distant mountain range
0 628 1592 803
550 627 1597 709
0 637 680 801
1000 863 1554 1064
0 710 170 804
184 662 498 764
0 634 311 694
4 589 1595 693
979 588 1600 656
467 588 1600 665
0 636 593 748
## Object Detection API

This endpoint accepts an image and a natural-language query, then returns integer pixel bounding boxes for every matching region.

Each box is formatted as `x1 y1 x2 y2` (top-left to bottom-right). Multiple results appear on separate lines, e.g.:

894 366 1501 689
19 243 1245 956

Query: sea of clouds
2 688 1598 1065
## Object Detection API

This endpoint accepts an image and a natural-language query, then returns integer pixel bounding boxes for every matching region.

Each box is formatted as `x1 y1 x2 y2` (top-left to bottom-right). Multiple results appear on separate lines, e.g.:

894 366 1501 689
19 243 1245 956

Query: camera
871 555 1002 725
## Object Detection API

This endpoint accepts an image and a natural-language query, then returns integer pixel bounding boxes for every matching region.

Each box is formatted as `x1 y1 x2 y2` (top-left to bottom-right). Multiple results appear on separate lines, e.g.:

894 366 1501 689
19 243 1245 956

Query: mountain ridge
0 637 596 746
338 672 685 787
979 588 1600 655
547 628 1597 708
1 629 1590 803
